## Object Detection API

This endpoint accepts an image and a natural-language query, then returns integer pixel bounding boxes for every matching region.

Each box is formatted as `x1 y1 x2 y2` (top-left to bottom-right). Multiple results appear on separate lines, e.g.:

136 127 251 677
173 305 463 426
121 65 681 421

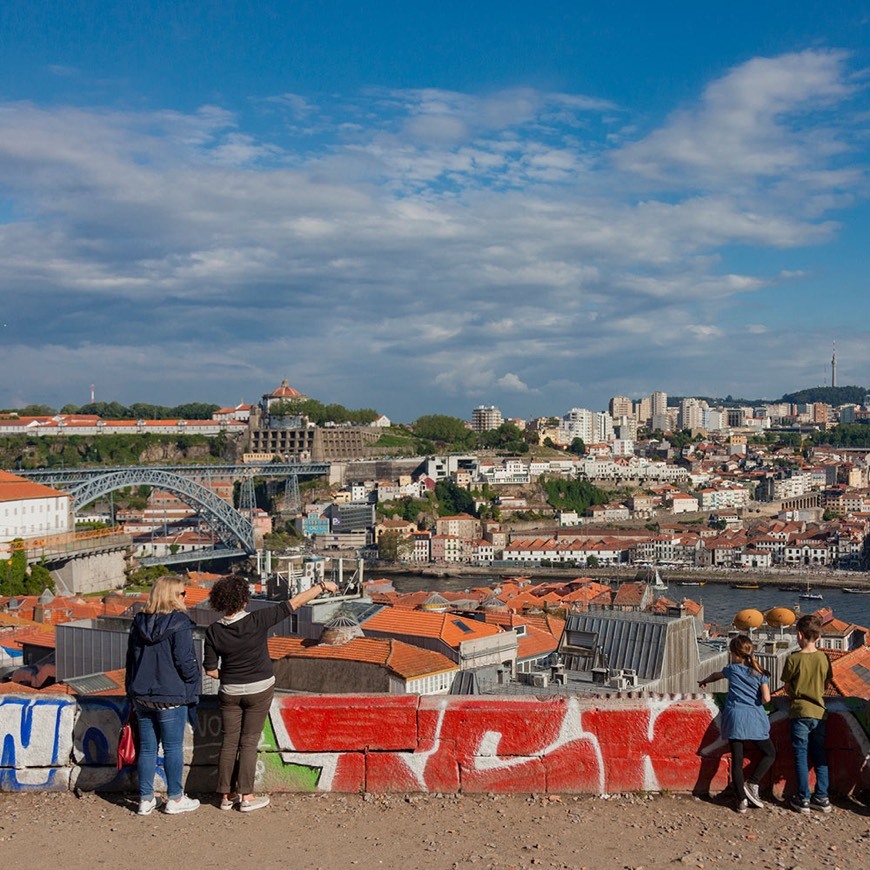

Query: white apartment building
563 408 614 445
0 471 72 545
703 408 727 431
772 472 813 501
697 486 750 510
471 405 503 432
679 398 708 430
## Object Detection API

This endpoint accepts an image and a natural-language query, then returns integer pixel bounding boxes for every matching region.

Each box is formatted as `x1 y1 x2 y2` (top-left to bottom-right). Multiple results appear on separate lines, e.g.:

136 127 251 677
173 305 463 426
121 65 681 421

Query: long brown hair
729 634 769 677
143 575 187 615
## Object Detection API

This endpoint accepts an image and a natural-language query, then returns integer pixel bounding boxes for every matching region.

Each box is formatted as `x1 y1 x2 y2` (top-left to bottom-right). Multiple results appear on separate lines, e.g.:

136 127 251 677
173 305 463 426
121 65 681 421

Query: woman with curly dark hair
203 575 337 812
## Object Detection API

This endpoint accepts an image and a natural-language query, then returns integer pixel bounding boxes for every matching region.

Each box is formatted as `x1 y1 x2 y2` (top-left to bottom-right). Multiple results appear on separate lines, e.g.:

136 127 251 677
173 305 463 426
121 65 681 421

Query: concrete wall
1 693 867 797
51 549 127 596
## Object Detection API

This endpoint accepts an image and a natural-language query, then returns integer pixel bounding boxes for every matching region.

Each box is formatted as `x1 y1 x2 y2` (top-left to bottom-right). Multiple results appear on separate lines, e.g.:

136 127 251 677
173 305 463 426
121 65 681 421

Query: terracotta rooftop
361 608 500 647
267 636 457 679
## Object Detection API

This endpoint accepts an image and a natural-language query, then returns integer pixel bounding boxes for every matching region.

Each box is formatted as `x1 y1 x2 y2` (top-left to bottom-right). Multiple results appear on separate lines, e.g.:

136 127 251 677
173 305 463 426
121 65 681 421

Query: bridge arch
71 469 255 554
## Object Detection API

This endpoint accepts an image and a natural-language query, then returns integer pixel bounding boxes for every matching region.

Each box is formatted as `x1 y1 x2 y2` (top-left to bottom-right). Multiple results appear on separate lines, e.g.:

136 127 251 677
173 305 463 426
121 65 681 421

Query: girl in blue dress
699 635 775 813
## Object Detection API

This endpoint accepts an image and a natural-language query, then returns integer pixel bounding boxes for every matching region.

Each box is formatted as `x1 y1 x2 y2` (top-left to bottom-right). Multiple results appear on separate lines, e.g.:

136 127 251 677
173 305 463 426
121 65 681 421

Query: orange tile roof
0 470 69 501
829 645 870 697
182 586 212 606
362 608 500 647
267 636 457 679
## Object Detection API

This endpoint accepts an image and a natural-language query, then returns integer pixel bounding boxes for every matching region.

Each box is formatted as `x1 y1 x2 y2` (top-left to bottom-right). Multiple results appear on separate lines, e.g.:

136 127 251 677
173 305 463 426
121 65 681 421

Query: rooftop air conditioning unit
608 674 629 690
530 672 549 688
621 668 638 687
591 667 608 685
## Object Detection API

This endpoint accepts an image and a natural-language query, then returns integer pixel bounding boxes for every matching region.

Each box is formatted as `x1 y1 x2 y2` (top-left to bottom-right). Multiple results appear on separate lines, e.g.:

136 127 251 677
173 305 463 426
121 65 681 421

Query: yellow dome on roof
733 608 764 630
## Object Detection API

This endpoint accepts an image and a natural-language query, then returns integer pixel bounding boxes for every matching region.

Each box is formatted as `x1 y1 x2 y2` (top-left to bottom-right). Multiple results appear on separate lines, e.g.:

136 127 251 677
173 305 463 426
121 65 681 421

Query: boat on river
842 587 870 594
731 582 760 590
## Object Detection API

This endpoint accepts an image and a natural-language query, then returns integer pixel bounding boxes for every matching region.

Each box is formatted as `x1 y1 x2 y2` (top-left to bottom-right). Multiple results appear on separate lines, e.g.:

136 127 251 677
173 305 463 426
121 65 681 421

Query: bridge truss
13 462 331 558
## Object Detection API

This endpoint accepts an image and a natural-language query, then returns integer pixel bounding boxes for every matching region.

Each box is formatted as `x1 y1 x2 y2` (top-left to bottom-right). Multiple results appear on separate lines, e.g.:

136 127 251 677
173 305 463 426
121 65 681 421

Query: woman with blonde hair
125 575 201 815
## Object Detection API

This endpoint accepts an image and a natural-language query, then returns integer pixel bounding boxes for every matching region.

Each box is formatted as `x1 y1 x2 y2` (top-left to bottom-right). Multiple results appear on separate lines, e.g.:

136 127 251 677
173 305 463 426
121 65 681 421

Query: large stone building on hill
247 379 380 461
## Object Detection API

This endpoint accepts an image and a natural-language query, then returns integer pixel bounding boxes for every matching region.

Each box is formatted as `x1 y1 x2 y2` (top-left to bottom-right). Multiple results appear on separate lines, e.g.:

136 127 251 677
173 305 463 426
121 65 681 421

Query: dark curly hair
208 575 250 616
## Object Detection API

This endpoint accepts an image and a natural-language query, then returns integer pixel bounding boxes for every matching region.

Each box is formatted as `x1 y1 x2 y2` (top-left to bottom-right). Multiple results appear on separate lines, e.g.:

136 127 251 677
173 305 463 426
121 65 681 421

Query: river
388 573 870 628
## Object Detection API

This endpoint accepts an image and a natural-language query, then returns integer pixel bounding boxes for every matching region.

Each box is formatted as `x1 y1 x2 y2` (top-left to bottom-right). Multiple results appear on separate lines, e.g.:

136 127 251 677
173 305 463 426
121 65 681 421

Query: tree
413 415 474 447
0 547 29 596
435 480 477 517
25 563 54 595
568 437 586 456
586 555 599 568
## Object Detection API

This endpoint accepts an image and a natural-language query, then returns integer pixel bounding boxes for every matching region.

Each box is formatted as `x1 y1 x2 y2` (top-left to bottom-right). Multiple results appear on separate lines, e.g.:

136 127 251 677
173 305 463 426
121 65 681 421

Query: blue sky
0 2 868 420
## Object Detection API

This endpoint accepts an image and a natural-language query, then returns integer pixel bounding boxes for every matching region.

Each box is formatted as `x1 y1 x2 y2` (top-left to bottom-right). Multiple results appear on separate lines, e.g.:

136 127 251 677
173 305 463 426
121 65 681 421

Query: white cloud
0 51 865 417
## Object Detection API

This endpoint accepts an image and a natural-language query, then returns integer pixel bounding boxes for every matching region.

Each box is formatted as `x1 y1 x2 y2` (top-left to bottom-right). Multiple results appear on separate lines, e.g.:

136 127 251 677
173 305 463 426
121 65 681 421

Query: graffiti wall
1 693 868 796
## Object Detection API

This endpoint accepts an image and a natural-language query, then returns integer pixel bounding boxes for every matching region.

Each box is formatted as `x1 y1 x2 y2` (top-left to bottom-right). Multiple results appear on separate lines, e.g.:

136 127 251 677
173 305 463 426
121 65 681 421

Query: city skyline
0 3 868 419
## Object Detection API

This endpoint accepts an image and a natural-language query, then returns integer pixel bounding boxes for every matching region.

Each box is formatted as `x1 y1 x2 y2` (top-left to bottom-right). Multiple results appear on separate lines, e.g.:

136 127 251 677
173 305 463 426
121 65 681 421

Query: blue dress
720 663 770 741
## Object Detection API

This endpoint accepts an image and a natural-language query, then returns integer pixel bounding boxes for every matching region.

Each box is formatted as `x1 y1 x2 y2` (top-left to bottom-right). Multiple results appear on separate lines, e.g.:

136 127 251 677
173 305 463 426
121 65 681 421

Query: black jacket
125 610 201 706
203 601 294 685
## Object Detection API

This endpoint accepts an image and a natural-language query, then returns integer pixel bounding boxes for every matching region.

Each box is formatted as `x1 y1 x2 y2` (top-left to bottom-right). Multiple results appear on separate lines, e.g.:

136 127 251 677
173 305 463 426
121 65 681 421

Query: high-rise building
651 391 668 418
679 398 707 430
471 405 503 432
608 395 633 418
635 396 652 425
563 408 613 444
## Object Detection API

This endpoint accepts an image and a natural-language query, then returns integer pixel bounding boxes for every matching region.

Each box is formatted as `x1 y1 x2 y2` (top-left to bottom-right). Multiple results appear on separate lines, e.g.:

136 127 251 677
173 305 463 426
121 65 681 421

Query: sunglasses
179 591 187 598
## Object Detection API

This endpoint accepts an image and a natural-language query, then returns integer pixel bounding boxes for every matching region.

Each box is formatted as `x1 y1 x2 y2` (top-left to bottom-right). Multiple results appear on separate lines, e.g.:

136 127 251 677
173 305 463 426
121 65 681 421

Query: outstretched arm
698 671 725 688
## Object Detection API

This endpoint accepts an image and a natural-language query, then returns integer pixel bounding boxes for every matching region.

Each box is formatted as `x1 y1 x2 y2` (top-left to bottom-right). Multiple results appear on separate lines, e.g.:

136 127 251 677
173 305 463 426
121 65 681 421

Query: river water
389 574 870 628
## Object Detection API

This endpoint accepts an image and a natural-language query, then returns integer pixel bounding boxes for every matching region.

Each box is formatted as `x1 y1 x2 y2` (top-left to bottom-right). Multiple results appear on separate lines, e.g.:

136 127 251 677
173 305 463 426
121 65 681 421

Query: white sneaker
220 794 241 811
137 797 159 816
744 782 764 808
164 794 200 814
239 795 270 812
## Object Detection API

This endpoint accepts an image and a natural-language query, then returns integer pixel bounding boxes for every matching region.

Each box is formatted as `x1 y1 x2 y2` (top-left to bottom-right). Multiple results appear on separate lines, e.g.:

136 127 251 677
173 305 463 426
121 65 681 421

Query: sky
0 2 868 421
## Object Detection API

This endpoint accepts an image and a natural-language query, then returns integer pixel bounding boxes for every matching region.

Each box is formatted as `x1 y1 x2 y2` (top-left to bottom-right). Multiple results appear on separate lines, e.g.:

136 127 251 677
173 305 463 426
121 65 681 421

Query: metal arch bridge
12 462 331 558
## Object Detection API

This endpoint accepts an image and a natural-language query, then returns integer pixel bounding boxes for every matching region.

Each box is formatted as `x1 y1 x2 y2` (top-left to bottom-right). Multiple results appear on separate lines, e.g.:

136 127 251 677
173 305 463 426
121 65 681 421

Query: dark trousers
217 686 274 795
730 738 776 795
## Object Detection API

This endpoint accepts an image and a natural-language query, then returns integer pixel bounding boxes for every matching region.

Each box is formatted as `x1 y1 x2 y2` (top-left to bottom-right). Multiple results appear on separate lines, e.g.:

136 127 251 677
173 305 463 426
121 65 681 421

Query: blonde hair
143 575 187 614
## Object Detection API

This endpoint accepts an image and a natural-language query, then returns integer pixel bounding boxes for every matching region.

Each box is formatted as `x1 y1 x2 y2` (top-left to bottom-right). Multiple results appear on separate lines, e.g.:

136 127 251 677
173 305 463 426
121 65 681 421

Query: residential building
471 405 503 432
0 471 72 547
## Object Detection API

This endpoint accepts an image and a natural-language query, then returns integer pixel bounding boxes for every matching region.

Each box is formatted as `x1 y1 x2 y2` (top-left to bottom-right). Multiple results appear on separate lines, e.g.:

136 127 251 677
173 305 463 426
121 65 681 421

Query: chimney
33 604 46 623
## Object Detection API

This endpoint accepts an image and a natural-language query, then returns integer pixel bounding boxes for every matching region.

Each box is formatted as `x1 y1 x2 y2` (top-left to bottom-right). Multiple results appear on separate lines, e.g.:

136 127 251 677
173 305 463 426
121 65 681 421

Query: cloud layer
0 49 866 417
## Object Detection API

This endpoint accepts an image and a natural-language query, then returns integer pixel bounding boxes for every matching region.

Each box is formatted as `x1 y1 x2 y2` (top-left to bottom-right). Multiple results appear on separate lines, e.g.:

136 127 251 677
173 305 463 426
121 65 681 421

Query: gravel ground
1 791 868 869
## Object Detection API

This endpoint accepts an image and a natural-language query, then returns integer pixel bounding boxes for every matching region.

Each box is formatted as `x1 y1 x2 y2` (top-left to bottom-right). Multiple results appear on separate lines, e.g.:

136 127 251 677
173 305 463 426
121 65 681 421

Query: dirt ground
1 791 868 869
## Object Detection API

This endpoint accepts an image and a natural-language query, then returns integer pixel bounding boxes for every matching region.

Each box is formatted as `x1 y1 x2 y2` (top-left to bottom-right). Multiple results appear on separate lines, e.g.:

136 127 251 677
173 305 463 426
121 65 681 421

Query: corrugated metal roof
64 673 119 694
563 611 671 681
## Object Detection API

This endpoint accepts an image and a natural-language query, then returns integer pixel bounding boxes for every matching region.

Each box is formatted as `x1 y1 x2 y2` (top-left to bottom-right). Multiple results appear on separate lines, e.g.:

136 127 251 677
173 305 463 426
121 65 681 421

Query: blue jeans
790 717 828 800
135 704 188 800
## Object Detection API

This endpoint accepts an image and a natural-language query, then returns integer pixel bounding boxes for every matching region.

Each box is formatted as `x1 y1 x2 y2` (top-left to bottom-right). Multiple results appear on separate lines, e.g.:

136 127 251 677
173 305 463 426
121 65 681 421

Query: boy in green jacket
780 613 834 813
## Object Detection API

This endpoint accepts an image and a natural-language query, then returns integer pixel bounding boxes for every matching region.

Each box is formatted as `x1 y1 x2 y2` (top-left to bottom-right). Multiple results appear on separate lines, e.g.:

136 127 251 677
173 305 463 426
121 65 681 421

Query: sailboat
799 578 823 601
652 567 668 593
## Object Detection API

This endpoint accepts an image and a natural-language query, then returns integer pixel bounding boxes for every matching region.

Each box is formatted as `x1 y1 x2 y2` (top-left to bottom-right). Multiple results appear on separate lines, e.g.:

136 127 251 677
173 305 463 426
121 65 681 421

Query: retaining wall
1 694 868 795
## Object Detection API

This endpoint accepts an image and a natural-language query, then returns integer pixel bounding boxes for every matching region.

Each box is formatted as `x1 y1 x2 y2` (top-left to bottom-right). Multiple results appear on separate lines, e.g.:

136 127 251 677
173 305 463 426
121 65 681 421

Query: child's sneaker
743 782 764 808
810 795 832 813
219 794 241 811
164 794 200 814
790 796 811 814
735 798 748 814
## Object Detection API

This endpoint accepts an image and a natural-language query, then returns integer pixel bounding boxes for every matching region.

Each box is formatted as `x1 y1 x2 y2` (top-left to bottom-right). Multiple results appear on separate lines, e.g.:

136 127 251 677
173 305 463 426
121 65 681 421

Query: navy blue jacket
125 610 201 706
